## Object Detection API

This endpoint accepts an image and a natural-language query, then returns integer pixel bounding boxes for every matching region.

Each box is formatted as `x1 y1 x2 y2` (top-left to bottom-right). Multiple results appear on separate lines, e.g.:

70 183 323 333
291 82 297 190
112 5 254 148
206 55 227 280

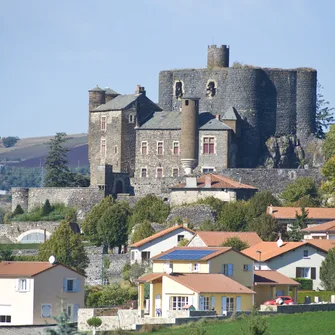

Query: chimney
269 204 273 214
185 177 197 188
215 114 221 121
135 85 146 96
204 175 212 188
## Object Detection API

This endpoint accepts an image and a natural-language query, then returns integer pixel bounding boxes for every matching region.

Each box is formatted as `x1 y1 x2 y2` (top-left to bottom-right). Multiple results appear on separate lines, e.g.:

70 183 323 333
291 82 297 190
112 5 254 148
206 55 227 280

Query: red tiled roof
170 174 257 190
193 231 262 247
130 225 195 248
137 273 164 283
242 240 335 261
254 270 300 286
267 206 335 220
166 273 255 294
0 262 55 277
302 220 335 233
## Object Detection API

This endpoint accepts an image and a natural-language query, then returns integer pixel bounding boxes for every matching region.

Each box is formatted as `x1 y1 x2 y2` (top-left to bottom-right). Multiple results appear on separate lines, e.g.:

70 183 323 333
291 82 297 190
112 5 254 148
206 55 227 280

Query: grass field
139 311 335 335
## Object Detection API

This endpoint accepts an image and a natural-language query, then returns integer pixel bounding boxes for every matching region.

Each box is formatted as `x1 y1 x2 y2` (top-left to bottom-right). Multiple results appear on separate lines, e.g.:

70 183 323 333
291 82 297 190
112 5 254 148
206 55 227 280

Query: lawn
139 311 335 335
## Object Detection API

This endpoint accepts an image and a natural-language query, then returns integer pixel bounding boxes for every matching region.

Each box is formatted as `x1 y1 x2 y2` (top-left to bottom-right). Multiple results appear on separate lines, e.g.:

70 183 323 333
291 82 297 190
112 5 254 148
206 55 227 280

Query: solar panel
158 249 216 260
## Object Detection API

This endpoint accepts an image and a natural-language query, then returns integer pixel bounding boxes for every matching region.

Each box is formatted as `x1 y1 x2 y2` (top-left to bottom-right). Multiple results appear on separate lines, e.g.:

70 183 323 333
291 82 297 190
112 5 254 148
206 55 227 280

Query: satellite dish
276 238 283 248
48 255 56 264
167 267 173 275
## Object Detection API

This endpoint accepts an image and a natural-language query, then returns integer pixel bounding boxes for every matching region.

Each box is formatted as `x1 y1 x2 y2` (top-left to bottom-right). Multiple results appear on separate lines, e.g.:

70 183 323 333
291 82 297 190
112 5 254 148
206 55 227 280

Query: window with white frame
296 267 310 278
202 167 215 174
141 168 147 178
17 278 28 292
192 263 200 272
141 142 148 155
41 304 52 318
157 141 164 155
101 116 106 131
156 167 163 178
173 141 180 155
226 297 234 312
0 315 11 323
203 297 210 310
222 264 233 276
129 114 135 123
303 250 309 258
172 296 188 310
203 137 215 154
101 138 106 157
172 168 179 177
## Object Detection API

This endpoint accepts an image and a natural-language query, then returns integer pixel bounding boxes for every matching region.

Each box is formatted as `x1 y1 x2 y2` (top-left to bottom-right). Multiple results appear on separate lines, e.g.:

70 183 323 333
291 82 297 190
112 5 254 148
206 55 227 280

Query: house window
141 251 150 263
101 116 106 131
141 168 147 178
203 297 210 310
303 250 309 258
222 264 233 276
296 267 310 278
202 167 215 174
192 263 200 272
18 278 28 291
172 296 188 310
203 137 215 154
156 167 163 178
157 141 164 155
173 141 180 155
226 297 234 312
175 81 183 99
0 315 11 323
101 138 106 157
64 278 80 292
131 251 135 261
177 235 185 242
67 279 74 292
41 304 52 318
141 142 148 155
243 264 251 271
129 114 135 123
172 168 179 177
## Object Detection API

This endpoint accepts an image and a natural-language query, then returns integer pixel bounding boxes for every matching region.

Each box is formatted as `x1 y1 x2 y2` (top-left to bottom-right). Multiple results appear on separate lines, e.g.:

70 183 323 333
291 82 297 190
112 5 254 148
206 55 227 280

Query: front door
67 304 74 322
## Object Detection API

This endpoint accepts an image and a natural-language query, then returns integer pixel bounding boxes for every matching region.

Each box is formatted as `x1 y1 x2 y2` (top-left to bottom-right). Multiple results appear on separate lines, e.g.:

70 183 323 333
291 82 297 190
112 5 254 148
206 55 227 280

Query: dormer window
175 81 183 99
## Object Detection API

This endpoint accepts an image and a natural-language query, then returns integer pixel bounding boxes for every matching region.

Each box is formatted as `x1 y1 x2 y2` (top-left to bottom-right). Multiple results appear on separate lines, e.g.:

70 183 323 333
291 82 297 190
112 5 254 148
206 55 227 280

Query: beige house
169 174 257 206
0 261 85 325
302 220 335 240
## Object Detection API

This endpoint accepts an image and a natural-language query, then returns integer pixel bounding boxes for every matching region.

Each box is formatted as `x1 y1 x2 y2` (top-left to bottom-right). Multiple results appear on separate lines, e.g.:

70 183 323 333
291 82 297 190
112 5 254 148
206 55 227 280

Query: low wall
277 303 335 314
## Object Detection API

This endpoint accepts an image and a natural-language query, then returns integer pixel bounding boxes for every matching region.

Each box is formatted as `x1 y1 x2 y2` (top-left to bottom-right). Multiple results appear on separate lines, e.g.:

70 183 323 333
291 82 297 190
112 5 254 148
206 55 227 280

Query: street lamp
256 250 262 270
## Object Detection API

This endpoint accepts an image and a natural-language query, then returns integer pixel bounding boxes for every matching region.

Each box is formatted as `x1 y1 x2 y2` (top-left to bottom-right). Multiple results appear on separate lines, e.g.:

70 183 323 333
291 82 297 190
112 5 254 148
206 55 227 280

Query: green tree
97 203 129 253
122 263 146 285
315 82 335 139
44 133 72 187
320 247 335 291
1 136 19 148
247 213 279 241
199 219 218 231
38 221 89 274
196 197 226 216
288 208 308 242
128 195 170 229
42 199 53 216
45 312 80 335
280 177 320 207
321 156 335 195
323 124 335 161
0 246 14 261
221 236 249 251
87 317 102 335
217 201 248 231
246 191 280 221
130 221 155 244
13 204 24 216
81 196 115 246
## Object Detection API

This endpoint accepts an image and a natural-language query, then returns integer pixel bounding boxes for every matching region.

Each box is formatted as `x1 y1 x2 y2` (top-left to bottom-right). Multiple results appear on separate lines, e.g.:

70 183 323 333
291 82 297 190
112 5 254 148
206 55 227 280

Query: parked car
263 296 294 305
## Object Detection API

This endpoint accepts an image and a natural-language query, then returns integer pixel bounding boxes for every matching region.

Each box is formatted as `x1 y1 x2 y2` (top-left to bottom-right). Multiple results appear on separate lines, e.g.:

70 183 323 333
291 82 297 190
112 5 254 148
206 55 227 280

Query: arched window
17 229 51 244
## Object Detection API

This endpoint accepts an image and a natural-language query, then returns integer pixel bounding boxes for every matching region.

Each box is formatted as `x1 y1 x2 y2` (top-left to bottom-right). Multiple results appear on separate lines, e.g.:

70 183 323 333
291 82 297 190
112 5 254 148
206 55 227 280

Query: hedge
293 278 313 290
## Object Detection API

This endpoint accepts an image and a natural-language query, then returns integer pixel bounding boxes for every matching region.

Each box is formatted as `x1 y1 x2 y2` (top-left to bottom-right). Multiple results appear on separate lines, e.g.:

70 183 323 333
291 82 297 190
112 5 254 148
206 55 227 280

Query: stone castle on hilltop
89 45 317 191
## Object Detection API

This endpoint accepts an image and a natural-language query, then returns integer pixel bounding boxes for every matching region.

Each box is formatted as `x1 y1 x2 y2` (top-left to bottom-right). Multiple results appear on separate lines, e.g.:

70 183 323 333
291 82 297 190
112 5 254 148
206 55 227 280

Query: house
0 261 85 325
242 240 335 290
302 220 335 240
169 174 257 206
137 246 256 317
267 206 335 226
129 225 195 265
188 231 262 247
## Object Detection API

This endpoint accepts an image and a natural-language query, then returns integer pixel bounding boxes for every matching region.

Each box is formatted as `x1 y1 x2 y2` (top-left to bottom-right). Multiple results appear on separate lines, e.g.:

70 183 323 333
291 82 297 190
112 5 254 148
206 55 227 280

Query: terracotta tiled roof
137 273 164 283
166 273 255 294
302 220 335 233
192 231 262 247
242 240 335 261
130 225 195 248
169 174 257 190
267 206 335 220
0 262 55 277
254 270 300 286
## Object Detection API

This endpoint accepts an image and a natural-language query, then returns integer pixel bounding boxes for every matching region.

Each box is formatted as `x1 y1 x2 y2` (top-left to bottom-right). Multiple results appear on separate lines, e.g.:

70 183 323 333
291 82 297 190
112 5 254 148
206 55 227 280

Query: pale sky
1 0 334 138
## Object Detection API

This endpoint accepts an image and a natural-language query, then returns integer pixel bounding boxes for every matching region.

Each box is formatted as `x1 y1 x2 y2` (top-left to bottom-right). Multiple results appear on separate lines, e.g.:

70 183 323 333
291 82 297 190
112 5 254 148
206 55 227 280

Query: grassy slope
142 311 335 335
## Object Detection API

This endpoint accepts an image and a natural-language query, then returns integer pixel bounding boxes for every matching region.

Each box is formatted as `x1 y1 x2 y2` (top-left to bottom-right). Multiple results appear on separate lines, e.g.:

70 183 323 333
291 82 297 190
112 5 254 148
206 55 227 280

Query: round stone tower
207 45 230 69
180 97 200 175
88 85 105 111
104 87 119 103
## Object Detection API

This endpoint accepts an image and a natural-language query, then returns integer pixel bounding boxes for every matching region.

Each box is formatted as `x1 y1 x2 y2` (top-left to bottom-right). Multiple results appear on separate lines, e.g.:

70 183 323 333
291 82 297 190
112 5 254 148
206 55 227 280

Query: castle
89 45 317 191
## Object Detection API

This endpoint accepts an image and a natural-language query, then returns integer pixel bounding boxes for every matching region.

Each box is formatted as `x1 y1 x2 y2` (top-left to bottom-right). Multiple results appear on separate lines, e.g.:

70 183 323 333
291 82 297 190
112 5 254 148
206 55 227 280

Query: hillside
0 134 88 168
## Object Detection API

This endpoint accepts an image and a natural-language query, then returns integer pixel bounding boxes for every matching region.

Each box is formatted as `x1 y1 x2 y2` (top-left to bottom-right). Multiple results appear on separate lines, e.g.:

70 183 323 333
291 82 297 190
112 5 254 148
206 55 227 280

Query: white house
129 225 195 264
242 240 335 290
0 261 85 325
302 220 335 240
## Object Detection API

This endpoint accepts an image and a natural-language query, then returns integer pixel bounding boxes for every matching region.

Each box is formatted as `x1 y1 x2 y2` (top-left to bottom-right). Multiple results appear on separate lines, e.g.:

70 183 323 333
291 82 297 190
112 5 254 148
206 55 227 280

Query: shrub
42 199 52 216
293 278 313 290
87 316 102 329
13 204 24 216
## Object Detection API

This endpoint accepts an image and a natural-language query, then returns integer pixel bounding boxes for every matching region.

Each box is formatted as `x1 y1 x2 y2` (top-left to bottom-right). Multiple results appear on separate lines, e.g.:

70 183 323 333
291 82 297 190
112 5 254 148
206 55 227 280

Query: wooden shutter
63 279 68 292
311 267 316 280
75 279 81 292
295 268 299 278
73 304 79 321
200 296 204 310
236 296 241 312
228 264 233 276
211 296 216 310
221 296 227 314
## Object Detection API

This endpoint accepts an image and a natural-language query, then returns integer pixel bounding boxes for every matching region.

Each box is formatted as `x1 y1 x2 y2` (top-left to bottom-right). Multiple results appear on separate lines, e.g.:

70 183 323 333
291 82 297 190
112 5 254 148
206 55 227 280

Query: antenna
48 255 56 264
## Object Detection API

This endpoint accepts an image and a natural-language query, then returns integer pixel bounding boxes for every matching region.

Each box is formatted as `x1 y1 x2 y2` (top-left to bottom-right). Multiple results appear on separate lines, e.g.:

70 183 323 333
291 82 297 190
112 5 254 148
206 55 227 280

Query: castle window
157 141 164 155
101 116 106 131
175 81 183 99
114 146 118 154
141 168 147 178
129 114 135 123
141 142 148 155
173 141 180 155
206 81 216 97
156 167 163 178
185 100 189 106
101 138 106 157
172 168 179 177
202 167 215 173
203 137 215 154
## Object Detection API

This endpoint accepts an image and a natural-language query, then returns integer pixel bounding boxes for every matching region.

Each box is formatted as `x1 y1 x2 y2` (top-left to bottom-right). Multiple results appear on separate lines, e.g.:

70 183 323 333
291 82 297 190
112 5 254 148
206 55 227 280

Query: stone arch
115 180 124 194
17 229 51 244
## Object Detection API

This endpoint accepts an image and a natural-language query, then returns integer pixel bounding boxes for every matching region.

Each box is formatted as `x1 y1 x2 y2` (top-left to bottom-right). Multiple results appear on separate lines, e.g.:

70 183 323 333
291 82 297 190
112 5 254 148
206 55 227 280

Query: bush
87 316 102 328
293 278 313 290
42 199 52 216
1 136 19 148
13 204 24 216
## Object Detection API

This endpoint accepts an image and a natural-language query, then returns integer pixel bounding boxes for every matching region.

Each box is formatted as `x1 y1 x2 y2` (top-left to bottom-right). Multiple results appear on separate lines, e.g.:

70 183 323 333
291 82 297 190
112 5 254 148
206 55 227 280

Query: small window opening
206 81 216 97
175 81 183 99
